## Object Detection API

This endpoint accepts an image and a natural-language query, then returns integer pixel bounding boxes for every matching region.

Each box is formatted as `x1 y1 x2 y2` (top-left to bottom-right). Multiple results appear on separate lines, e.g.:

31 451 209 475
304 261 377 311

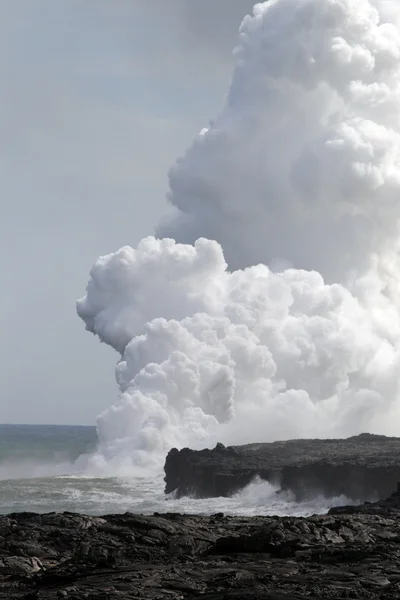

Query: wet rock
164 434 400 500
0 492 400 598
0 555 43 575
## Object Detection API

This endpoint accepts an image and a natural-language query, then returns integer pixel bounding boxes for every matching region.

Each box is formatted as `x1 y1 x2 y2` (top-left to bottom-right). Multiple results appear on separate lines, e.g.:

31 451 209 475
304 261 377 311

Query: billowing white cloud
78 235 400 471
78 0 400 472
160 0 400 281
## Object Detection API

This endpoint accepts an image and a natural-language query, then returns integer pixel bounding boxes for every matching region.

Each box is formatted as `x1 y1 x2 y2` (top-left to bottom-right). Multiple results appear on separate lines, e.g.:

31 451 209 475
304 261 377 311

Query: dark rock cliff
164 433 400 500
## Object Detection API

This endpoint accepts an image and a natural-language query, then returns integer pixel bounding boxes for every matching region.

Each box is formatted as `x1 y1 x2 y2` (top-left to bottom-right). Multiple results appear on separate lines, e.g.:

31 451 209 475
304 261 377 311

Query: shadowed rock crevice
164 434 400 500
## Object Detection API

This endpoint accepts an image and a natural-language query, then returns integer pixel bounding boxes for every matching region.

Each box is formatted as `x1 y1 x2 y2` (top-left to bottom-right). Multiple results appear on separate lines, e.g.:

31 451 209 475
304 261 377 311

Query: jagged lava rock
164 433 400 500
3 490 400 598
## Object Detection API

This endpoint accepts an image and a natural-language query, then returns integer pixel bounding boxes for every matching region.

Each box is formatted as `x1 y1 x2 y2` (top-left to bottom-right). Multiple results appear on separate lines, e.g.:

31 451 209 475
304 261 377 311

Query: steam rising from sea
77 0 400 480
0 423 359 514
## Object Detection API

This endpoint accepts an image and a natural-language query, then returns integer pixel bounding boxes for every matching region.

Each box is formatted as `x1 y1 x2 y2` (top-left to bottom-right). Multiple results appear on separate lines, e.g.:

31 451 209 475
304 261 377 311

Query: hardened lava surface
2 489 400 598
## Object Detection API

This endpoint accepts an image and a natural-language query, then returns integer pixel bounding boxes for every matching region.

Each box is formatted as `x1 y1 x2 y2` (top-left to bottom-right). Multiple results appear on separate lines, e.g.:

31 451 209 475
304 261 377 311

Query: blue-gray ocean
0 424 351 516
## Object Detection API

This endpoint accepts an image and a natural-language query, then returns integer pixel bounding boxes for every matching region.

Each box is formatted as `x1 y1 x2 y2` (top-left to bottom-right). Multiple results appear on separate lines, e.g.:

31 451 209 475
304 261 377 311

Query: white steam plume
78 0 400 471
159 0 400 281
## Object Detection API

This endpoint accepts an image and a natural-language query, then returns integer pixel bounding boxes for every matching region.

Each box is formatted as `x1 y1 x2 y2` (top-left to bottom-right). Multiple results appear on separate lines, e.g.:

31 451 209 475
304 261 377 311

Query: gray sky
0 0 255 424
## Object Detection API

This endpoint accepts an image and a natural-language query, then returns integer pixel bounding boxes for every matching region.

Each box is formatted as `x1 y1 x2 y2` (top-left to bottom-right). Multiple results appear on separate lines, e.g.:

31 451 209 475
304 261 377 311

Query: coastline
1 489 400 599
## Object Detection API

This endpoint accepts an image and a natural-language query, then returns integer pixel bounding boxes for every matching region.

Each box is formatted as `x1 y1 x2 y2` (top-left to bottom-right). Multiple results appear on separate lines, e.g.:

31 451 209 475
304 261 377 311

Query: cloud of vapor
159 0 400 281
78 0 400 470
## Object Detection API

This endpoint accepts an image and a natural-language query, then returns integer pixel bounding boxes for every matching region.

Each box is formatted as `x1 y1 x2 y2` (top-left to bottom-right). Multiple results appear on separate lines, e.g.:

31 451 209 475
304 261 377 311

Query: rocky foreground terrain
164 433 400 500
2 490 400 599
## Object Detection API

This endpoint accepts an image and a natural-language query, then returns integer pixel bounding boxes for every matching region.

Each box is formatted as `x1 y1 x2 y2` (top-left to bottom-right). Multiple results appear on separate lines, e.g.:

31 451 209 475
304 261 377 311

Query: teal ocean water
0 424 352 516
0 424 97 466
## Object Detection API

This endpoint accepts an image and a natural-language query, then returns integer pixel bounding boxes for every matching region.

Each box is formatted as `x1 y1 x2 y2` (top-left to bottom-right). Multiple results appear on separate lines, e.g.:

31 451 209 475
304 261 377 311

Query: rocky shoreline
3 434 400 599
164 433 400 501
2 489 400 599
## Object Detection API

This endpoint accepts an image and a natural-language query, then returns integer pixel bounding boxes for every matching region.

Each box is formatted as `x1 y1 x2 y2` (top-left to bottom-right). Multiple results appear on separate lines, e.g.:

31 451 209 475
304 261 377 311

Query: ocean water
0 424 352 516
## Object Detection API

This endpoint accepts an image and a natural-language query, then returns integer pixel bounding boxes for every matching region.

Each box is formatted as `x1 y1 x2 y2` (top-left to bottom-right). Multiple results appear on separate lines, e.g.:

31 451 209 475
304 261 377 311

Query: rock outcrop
2 491 400 598
164 433 400 500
